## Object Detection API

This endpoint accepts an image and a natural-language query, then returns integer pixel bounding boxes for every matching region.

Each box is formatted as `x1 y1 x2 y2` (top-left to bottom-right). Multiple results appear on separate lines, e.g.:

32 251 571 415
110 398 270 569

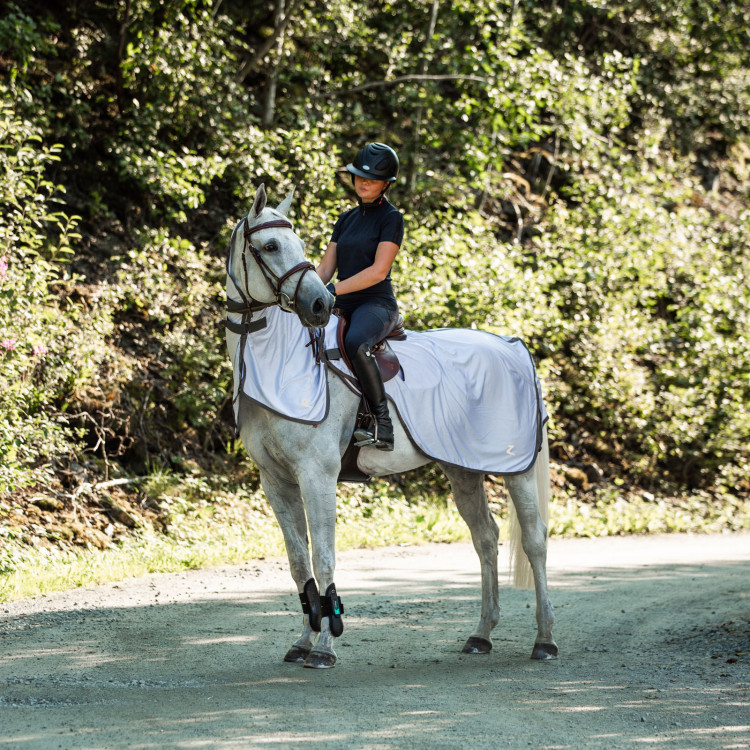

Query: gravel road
1 533 749 749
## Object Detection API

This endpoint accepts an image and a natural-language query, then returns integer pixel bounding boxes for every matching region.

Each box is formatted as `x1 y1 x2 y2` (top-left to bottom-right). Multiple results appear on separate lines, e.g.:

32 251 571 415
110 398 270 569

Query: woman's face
354 175 388 203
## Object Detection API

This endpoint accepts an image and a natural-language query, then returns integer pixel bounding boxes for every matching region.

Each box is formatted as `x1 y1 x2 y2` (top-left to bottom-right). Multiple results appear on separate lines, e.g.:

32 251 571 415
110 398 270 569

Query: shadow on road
1 546 748 749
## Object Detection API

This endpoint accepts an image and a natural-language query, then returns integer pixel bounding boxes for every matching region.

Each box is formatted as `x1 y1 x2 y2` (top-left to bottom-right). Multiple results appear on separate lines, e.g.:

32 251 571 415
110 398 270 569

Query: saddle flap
372 341 401 382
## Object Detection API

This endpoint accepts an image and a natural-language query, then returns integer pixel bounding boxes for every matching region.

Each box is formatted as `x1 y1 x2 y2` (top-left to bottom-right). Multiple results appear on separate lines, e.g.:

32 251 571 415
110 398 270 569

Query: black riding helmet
346 142 399 183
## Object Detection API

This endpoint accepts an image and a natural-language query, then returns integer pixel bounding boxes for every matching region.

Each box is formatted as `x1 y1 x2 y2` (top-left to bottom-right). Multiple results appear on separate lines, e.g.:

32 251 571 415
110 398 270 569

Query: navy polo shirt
330 197 404 312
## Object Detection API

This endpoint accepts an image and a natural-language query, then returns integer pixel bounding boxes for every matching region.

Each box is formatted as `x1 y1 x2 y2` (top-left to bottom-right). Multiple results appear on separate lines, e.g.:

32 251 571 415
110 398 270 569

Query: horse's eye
264 240 279 253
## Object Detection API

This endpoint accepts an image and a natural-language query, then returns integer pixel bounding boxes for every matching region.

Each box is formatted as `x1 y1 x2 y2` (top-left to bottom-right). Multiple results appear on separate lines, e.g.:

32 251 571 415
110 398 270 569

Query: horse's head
227 184 333 328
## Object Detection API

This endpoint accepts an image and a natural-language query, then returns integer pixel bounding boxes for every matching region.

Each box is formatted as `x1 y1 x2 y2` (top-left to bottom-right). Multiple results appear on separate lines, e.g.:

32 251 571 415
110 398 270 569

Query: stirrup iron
353 413 377 447
353 429 377 447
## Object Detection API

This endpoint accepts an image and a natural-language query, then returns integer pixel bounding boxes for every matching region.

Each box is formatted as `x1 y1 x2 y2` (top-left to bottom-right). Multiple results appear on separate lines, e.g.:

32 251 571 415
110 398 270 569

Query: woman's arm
330 241 400 296
316 242 338 284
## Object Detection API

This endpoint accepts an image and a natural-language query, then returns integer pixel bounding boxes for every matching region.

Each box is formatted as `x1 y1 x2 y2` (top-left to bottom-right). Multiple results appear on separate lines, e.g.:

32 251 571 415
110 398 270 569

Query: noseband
230 216 316 314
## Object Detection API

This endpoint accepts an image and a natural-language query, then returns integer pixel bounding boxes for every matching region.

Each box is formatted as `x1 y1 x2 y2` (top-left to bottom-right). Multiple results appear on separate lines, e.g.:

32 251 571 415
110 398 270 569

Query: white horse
225 185 556 669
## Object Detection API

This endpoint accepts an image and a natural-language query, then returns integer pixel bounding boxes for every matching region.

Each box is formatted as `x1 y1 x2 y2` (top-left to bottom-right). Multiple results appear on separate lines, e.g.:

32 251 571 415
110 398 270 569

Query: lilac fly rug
227 306 548 475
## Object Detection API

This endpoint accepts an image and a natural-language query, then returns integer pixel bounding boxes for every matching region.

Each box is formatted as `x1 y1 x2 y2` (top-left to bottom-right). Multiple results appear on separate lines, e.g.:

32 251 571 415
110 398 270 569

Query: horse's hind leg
504 467 557 660
440 464 500 654
258 472 317 663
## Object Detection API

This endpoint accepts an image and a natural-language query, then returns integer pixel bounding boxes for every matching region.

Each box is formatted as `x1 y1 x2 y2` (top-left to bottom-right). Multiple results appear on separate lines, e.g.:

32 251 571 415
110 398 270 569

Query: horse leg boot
294 470 342 669
352 344 394 451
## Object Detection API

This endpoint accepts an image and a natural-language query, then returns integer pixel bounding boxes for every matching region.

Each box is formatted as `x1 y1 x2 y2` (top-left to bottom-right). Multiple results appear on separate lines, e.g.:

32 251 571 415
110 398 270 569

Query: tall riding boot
351 344 394 451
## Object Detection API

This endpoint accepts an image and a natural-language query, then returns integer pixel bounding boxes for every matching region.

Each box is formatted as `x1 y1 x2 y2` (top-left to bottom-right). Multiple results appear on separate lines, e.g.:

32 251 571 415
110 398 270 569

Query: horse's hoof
531 642 559 660
283 645 311 663
462 636 493 654
303 650 337 669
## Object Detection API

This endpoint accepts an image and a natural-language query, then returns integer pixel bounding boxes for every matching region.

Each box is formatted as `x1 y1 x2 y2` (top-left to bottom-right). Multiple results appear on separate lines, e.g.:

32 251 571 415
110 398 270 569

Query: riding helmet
346 142 399 183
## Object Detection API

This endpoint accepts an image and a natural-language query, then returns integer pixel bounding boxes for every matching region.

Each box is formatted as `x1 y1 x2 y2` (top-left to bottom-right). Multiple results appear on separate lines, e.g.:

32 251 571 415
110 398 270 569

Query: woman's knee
344 332 368 362
345 305 397 360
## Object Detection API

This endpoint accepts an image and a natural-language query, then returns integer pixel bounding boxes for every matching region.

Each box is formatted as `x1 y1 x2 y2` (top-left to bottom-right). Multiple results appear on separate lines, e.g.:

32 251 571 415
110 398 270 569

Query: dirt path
1 533 749 750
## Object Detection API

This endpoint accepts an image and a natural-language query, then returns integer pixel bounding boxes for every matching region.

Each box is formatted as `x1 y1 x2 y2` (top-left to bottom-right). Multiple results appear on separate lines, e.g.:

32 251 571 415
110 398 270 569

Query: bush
534 156 750 488
0 0 748 515
0 84 113 492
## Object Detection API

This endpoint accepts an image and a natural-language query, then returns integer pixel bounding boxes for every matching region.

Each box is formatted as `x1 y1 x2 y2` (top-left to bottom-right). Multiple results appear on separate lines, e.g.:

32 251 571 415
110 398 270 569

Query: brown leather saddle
325 310 407 482
327 309 406 382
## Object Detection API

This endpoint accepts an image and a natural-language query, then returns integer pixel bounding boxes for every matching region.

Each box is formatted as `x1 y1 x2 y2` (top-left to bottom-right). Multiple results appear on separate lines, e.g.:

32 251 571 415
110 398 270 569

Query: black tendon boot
351 344 394 451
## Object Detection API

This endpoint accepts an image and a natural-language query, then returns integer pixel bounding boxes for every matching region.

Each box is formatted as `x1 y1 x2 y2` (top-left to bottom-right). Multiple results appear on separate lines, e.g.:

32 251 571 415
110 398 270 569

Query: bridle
225 215 324 404
226 215 316 317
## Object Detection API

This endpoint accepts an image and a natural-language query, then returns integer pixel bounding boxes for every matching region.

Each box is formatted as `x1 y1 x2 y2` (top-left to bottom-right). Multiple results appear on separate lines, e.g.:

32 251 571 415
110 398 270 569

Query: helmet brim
345 164 397 182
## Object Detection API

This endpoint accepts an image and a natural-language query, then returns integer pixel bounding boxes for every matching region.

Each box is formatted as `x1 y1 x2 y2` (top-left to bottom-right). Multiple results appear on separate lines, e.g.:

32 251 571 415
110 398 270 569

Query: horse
224 184 557 669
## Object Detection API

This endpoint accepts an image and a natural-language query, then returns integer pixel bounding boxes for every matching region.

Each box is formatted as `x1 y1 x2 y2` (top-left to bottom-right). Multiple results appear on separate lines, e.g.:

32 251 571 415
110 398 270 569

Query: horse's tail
509 425 550 590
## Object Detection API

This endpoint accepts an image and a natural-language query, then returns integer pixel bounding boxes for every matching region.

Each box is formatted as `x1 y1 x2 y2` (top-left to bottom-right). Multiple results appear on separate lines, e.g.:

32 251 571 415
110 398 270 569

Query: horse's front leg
258 471 318 663
296 471 342 669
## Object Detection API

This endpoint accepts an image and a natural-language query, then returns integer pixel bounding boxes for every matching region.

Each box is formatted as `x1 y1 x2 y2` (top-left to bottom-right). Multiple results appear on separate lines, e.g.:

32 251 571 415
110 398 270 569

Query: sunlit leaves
0 85 111 493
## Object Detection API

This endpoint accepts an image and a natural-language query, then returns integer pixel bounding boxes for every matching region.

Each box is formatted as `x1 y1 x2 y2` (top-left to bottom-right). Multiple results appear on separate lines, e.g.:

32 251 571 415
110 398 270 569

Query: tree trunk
261 0 286 129
116 0 132 115
235 0 303 84
406 0 440 196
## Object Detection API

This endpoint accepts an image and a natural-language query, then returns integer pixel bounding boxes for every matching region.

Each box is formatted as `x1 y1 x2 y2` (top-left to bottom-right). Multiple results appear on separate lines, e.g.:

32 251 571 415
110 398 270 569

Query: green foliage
0 0 748 533
533 157 750 487
108 230 230 452
0 83 113 492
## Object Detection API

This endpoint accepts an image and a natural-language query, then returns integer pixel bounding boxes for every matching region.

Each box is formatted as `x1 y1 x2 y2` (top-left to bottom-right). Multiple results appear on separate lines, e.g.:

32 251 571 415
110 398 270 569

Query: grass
549 486 750 537
1 472 748 603
0 485 473 602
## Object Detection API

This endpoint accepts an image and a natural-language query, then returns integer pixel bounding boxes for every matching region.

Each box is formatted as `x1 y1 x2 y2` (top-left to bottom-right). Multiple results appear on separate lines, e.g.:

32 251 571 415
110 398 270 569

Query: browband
244 218 293 236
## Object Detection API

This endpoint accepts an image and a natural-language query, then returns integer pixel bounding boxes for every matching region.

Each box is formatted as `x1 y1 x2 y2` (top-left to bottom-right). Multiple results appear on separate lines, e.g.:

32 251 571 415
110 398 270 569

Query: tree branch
314 73 488 99
235 0 305 83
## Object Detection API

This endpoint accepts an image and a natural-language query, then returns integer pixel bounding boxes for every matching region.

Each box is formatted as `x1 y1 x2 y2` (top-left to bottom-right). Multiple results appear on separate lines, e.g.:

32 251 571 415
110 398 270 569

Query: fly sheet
227 306 548 474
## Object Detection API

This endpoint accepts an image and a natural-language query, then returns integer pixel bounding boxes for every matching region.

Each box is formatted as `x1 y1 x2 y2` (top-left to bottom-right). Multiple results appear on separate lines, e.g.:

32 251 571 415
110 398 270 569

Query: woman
317 142 404 451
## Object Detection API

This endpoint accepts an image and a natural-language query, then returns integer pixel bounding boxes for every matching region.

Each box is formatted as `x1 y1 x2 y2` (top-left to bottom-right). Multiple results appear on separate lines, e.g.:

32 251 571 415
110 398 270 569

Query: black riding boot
351 344 394 451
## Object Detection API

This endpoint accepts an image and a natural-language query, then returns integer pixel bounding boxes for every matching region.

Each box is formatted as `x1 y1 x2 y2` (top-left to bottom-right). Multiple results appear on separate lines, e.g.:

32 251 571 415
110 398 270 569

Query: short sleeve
379 209 404 246
330 213 345 243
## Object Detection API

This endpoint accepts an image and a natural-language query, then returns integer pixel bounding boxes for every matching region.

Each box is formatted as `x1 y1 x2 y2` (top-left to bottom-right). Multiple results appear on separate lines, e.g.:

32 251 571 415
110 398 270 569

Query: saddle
325 310 407 483
326 309 407 383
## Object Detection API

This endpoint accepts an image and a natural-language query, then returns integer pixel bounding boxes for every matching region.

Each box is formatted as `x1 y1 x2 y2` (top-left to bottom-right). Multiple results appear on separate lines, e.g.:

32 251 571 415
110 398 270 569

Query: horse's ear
249 184 267 219
276 186 296 217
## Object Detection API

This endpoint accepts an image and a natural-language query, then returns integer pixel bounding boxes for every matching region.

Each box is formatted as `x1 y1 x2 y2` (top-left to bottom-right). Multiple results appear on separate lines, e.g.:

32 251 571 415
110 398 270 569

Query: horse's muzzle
297 287 333 329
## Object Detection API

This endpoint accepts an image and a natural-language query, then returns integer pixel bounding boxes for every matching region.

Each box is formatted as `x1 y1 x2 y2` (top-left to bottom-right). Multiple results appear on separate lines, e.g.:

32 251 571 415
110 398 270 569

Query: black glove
326 282 336 297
